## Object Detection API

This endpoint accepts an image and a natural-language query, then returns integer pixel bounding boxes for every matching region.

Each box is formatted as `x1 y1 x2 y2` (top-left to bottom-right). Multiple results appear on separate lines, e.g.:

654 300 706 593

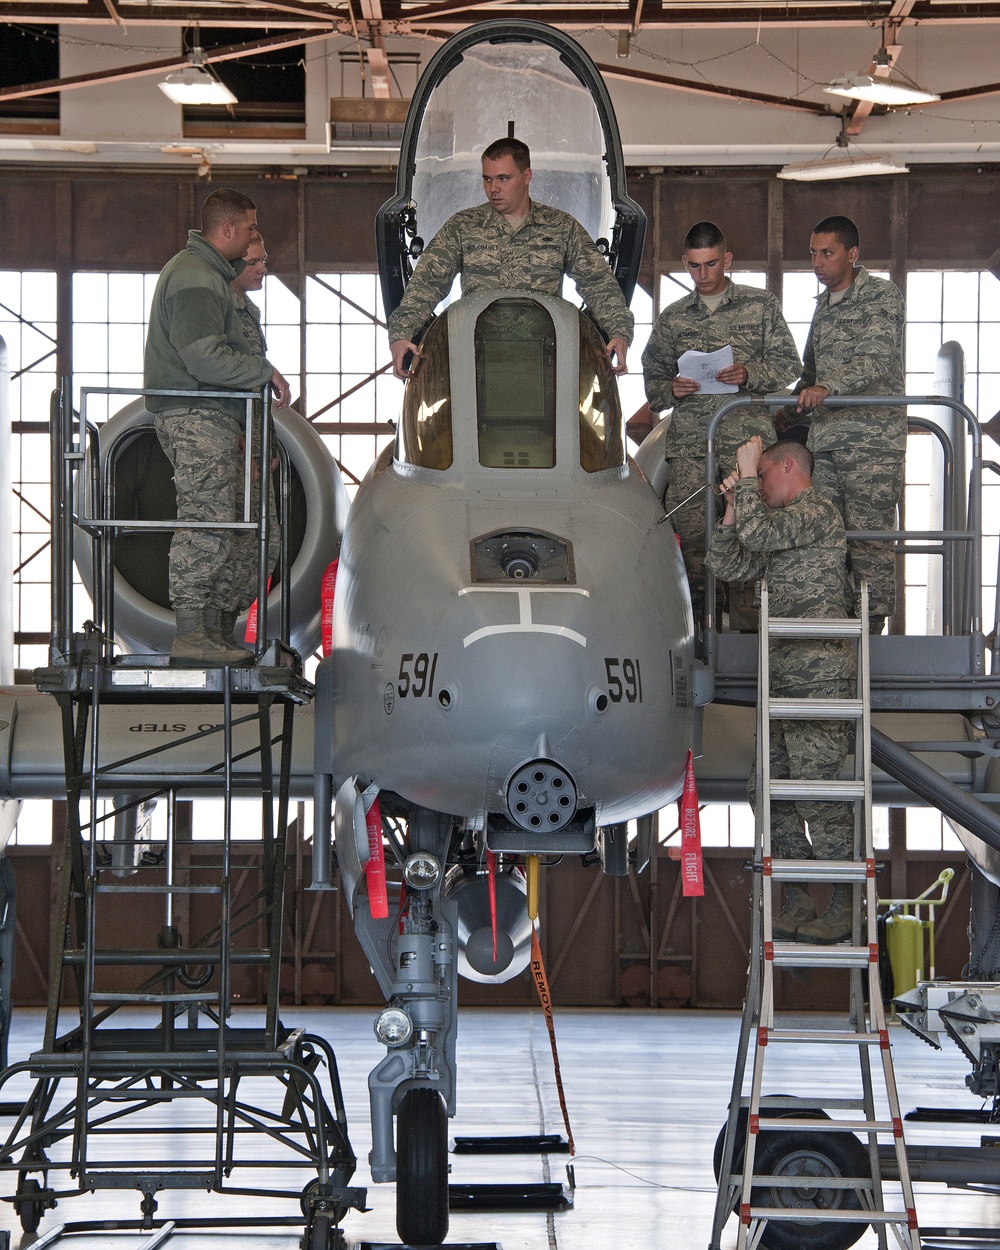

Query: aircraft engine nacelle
316 290 696 854
74 399 349 656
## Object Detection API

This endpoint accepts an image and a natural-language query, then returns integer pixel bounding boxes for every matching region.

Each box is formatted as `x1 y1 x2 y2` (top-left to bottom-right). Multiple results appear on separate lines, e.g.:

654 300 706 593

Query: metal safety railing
700 393 985 667
50 381 292 666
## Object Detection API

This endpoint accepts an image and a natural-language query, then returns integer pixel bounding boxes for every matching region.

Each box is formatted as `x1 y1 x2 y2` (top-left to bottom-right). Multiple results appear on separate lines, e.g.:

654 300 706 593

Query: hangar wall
0 159 985 1010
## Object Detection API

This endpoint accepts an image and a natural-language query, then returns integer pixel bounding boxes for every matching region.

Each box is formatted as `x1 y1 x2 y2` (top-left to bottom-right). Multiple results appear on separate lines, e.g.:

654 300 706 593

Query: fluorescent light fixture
823 75 940 107
159 48 237 107
778 155 909 181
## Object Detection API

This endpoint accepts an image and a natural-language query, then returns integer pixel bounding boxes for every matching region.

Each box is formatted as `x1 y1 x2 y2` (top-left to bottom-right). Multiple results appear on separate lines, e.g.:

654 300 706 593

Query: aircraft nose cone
506 759 577 833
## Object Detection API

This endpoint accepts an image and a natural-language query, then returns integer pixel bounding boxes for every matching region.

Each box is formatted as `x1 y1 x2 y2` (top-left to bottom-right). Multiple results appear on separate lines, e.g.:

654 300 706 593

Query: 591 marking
605 657 643 704
398 652 438 698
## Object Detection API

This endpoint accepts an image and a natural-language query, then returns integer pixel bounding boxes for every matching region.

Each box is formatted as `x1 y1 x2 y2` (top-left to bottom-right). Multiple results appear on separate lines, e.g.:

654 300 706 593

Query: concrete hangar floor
0 1006 994 1248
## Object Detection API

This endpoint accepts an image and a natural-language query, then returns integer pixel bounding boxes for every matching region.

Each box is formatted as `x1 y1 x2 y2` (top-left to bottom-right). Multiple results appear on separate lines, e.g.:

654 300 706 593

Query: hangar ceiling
2 0 1000 28
2 0 1000 166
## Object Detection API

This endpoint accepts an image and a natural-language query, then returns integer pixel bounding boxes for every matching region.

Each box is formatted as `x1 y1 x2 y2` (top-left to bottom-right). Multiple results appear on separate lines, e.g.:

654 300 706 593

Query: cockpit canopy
376 21 645 321
398 297 623 475
410 39 612 250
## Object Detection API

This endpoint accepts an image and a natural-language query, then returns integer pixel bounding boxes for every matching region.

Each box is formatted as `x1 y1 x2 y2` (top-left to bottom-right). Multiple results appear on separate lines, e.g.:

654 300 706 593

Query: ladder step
769 698 864 719
756 1116 895 1133
95 884 223 895
762 1029 885 1044
768 616 864 639
745 1097 867 1111
64 949 268 966
746 1207 912 1225
745 1175 875 1192
769 779 865 800
767 859 872 882
91 992 220 1004
769 942 873 968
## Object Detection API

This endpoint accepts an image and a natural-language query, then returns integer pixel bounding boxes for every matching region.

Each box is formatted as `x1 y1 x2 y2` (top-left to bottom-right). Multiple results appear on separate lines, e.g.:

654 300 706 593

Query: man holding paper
642 221 800 619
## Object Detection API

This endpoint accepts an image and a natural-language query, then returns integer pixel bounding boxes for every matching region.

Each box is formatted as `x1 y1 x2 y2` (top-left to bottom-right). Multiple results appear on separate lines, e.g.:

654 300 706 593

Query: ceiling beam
0 1 344 26
8 0 1000 26
360 0 393 97
231 0 347 21
0 28 335 101
595 62 832 115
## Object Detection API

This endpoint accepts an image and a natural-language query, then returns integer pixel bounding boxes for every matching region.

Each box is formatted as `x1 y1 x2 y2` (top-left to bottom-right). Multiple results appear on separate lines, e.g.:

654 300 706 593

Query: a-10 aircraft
0 20 700 1248
312 20 699 1246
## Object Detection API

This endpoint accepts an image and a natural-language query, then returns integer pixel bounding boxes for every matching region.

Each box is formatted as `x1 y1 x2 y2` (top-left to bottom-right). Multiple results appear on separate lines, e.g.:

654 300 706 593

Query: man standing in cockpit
387 137 634 381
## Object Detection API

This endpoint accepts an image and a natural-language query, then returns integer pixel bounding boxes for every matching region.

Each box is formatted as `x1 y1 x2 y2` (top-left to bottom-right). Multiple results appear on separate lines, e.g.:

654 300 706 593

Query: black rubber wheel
15 1176 43 1234
713 1105 831 1182
303 1211 344 1250
299 1176 345 1224
751 1129 872 1250
396 1086 449 1246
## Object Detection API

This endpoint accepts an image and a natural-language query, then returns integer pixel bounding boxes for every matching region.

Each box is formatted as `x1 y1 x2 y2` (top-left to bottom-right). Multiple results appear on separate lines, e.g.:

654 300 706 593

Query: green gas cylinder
886 913 923 997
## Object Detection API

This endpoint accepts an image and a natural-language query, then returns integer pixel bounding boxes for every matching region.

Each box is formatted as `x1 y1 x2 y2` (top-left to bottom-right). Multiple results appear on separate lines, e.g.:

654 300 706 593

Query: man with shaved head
707 436 856 944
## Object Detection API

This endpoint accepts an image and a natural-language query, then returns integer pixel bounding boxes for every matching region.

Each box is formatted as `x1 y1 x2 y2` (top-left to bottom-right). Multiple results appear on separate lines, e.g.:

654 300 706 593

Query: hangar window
398 314 452 470
578 313 624 472
476 300 556 469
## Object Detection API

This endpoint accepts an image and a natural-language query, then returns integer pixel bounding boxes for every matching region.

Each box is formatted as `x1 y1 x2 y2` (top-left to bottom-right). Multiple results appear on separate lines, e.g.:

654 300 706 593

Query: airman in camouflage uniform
707 437 856 943
144 188 290 664
387 137 632 381
642 222 800 619
792 216 905 633
229 235 281 645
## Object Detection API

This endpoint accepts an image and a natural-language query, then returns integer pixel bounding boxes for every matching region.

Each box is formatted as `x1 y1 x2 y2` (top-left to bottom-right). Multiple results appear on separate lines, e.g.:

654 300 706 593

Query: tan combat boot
171 608 251 666
204 607 250 656
772 884 817 940
795 884 852 945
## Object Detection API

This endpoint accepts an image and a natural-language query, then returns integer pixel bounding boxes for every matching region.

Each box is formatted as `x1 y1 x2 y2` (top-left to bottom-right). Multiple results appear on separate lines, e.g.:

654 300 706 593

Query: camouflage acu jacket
797 267 906 454
385 200 634 346
706 480 853 693
236 295 266 358
641 281 801 458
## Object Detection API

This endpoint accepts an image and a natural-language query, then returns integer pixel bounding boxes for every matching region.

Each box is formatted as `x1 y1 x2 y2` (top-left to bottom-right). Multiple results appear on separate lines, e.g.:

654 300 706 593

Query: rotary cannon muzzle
505 759 577 832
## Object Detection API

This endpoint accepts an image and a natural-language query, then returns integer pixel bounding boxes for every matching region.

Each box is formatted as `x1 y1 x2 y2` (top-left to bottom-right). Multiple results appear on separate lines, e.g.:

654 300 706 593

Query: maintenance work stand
0 381 364 1247
691 387 1000 1249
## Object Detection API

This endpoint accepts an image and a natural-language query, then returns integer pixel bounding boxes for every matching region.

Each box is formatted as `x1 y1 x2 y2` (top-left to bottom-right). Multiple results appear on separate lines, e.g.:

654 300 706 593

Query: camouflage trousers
154 407 280 613
811 445 904 622
748 717 854 861
665 419 774 619
747 649 855 859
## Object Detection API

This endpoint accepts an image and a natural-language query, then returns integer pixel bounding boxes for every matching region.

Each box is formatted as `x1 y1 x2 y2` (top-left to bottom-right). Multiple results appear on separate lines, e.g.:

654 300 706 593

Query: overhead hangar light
159 48 237 106
823 75 940 107
778 154 909 181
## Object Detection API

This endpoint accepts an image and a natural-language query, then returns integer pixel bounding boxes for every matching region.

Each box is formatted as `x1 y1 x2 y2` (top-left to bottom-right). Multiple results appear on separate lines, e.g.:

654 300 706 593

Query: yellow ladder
711 581 919 1250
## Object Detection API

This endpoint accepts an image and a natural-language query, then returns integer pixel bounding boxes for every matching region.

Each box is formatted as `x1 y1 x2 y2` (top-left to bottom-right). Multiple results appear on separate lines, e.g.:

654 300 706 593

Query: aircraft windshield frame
398 316 453 471
579 313 625 473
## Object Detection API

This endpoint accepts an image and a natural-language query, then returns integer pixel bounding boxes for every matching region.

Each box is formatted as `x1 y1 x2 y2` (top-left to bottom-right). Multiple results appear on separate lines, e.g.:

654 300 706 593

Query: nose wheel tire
749 1129 871 1250
396 1086 449 1246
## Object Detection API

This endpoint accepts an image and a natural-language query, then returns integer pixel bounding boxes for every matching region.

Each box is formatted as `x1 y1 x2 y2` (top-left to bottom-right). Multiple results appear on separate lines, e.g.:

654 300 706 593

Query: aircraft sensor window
579 313 624 473
475 300 556 469
399 314 453 470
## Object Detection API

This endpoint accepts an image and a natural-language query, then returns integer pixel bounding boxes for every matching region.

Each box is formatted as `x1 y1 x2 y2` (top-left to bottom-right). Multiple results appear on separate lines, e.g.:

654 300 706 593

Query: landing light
374 1006 413 1047
403 851 441 890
